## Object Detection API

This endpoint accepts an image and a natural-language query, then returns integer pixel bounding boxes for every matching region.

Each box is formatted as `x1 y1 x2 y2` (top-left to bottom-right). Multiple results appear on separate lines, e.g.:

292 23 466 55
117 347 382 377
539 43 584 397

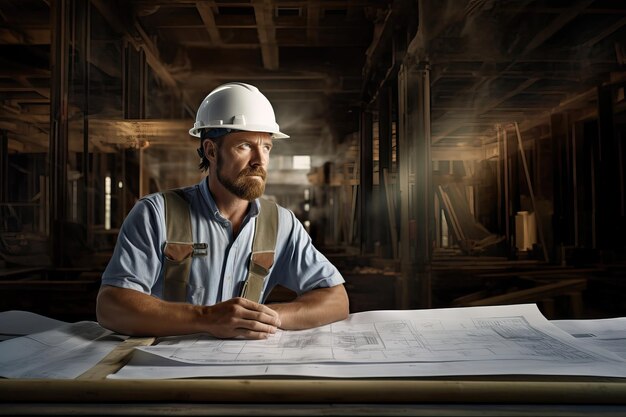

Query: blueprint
0 321 124 379
134 304 624 366
110 356 626 379
3 304 624 380
553 317 626 360
0 310 67 341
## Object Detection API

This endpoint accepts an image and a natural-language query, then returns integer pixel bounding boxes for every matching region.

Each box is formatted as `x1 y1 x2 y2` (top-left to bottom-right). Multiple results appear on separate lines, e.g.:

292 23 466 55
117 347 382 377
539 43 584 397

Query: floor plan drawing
137 304 623 365
111 304 626 379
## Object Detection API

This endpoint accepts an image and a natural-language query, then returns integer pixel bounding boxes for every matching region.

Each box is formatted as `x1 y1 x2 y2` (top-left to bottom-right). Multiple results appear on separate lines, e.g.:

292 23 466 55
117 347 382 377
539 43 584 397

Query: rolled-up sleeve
271 209 344 295
101 197 164 295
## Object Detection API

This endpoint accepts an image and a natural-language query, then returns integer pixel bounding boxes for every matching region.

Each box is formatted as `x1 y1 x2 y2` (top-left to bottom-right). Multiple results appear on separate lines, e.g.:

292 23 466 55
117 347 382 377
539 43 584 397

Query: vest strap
162 190 194 302
240 199 278 303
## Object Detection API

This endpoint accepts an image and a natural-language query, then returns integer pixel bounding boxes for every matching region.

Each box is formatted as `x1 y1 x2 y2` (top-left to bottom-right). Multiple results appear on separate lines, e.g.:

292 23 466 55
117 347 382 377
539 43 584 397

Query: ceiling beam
189 72 332 81
196 1 222 46
0 27 50 44
420 1 597 146
16 76 49 99
477 87 599 145
306 0 320 45
521 0 594 56
581 15 626 49
432 78 539 143
131 0 380 7
0 58 50 77
431 146 486 161
90 0 195 117
252 0 279 70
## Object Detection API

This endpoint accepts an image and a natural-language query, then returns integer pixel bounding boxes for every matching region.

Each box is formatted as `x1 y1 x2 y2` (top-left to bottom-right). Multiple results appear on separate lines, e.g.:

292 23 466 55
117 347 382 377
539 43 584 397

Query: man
97 82 349 339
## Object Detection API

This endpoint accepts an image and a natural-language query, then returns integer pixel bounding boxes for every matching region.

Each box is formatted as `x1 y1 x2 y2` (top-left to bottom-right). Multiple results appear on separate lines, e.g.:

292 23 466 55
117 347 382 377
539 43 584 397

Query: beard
216 155 267 201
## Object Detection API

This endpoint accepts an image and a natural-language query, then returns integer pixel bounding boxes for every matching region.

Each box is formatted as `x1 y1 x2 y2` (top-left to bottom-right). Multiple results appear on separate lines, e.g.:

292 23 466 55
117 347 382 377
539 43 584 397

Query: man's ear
203 140 217 160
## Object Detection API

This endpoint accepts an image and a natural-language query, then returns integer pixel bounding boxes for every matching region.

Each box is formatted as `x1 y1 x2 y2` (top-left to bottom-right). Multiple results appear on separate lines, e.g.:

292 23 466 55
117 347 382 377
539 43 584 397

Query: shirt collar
199 176 261 220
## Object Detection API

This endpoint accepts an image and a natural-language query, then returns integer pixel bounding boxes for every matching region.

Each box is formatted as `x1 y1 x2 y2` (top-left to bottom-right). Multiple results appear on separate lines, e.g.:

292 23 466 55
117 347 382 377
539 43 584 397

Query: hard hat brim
190 125 289 139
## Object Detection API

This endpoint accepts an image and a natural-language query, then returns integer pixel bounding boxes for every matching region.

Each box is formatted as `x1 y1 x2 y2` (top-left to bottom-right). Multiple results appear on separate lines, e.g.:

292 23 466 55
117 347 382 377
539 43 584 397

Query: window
292 155 311 170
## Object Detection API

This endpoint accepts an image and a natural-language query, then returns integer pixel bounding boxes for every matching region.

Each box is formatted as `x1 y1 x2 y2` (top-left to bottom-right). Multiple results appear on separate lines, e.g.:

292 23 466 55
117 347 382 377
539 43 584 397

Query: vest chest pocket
164 242 194 262
163 242 194 301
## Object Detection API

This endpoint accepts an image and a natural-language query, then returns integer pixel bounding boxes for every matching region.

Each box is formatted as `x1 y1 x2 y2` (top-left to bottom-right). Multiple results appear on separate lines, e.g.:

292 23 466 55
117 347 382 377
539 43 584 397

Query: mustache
239 167 267 180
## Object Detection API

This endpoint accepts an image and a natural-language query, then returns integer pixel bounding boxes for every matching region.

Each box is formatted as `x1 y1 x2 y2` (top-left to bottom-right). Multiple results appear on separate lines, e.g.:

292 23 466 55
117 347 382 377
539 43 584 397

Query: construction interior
1 0 626 322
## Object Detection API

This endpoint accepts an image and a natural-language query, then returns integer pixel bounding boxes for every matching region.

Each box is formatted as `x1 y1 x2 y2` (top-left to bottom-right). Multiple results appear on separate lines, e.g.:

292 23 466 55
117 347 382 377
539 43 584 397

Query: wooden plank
253 0 279 70
433 78 539 143
438 185 465 241
522 0 594 55
90 0 194 115
477 268 599 279
383 168 398 259
196 1 222 46
582 15 626 48
464 279 587 307
514 122 549 262
1 378 626 404
0 267 45 278
77 337 156 380
6 402 619 416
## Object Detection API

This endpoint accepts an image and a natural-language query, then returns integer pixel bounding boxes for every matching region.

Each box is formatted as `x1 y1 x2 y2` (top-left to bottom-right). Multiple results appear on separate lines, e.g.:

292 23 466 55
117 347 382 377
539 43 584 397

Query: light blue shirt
101 178 344 305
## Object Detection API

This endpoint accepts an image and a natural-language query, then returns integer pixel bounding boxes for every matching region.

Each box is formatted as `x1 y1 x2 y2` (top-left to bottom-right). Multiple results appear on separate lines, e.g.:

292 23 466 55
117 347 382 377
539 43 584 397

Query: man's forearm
96 285 207 336
97 285 281 338
268 284 349 330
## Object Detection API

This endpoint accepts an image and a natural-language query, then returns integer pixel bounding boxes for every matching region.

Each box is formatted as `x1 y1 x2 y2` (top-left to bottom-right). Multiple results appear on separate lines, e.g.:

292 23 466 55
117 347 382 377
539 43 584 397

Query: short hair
197 128 233 171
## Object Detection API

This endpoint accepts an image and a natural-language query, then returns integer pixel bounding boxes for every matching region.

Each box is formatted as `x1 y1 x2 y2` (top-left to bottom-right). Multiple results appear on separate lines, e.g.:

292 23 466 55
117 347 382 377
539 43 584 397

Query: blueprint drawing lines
137 305 622 366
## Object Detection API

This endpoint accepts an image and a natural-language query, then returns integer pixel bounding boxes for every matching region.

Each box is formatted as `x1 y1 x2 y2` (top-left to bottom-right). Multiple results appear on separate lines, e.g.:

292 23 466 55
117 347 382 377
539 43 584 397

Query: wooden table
2 377 626 416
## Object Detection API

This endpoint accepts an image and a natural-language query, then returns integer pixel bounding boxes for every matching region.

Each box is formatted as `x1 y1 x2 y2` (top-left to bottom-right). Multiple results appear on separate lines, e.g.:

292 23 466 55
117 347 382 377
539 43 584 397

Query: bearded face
205 131 272 201
216 152 267 201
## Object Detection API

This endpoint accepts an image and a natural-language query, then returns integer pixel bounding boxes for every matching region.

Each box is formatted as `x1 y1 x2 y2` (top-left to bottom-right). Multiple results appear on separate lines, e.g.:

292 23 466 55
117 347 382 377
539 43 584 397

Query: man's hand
96 284 345 338
204 297 281 339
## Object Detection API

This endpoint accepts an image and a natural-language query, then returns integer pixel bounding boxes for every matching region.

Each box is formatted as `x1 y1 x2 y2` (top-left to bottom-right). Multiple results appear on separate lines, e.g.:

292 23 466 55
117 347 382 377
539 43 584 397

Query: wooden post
0 130 7 205
49 0 71 266
596 85 620 250
378 88 393 258
359 111 374 255
397 62 432 308
515 123 549 262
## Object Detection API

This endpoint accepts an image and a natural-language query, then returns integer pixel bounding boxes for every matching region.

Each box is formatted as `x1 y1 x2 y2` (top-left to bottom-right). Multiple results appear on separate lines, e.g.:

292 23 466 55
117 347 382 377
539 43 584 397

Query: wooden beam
581 15 626 49
196 1 222 46
0 59 50 77
306 0 320 45
7 133 48 152
90 0 195 116
0 28 50 45
90 0 175 89
432 78 539 143
412 1 597 150
406 0 467 60
17 76 49 100
462 279 586 307
253 0 279 70
431 146 485 161
476 87 599 146
522 0 594 55
3 378 626 405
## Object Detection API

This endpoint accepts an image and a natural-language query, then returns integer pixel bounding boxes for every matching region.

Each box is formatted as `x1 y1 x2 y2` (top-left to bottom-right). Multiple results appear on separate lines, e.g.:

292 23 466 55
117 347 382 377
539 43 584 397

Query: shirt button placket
223 242 238 301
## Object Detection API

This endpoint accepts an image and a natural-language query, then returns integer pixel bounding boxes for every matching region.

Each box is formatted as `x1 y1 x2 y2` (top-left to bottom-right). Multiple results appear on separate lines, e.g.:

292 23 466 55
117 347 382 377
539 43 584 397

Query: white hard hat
189 82 289 139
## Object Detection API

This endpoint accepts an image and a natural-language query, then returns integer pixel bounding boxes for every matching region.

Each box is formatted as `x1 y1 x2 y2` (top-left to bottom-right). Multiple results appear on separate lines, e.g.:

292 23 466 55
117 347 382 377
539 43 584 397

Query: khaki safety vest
161 190 278 303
